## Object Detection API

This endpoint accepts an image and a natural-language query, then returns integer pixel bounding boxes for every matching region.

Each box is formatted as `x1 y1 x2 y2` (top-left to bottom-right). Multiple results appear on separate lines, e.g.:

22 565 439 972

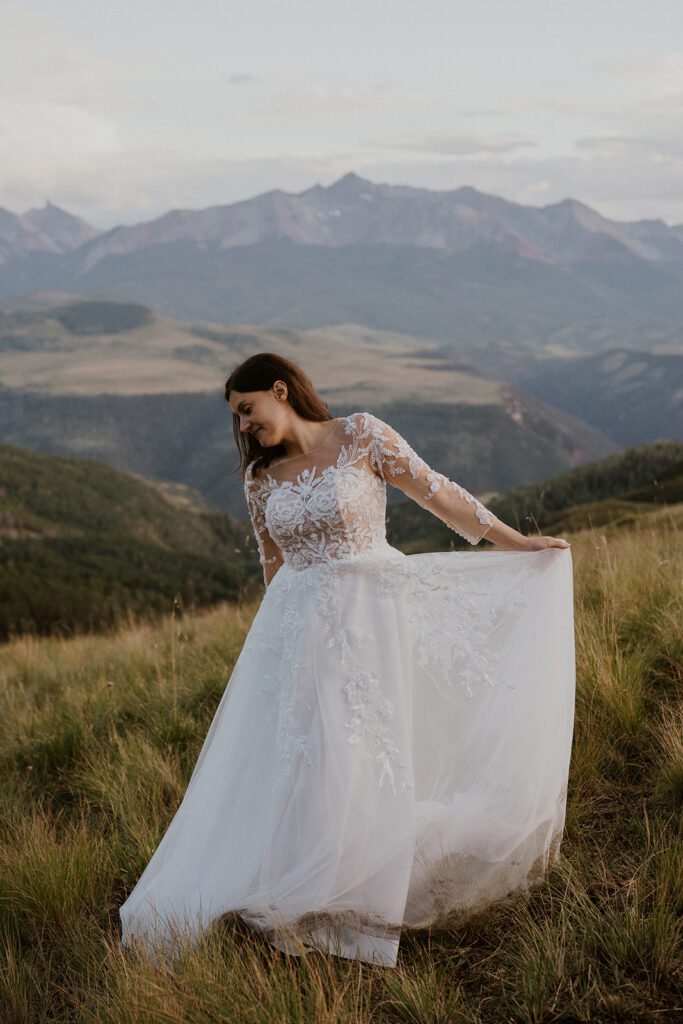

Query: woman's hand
524 535 570 551
483 518 570 551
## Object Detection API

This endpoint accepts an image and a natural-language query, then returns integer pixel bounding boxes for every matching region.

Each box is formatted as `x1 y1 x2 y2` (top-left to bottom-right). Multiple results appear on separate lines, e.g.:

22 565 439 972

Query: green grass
0 510 681 1022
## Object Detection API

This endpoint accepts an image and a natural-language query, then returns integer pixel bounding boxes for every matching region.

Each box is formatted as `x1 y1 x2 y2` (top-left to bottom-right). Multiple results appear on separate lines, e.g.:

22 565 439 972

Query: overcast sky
2 1 682 228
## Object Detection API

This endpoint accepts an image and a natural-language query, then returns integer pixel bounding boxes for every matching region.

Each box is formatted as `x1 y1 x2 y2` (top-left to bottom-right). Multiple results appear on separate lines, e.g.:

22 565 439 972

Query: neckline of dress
267 417 342 469
250 414 356 489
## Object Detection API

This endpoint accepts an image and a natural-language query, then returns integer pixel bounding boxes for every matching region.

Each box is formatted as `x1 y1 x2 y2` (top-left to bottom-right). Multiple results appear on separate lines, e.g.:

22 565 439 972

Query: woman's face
229 386 288 447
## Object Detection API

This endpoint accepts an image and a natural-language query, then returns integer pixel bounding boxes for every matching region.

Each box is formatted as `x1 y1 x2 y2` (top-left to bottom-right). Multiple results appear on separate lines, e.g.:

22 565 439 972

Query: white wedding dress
120 412 575 968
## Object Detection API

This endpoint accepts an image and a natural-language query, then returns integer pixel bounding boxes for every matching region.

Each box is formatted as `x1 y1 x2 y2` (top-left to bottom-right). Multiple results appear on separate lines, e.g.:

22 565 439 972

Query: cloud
362 146 683 224
7 137 681 232
0 6 120 108
589 51 683 95
394 133 536 155
0 97 123 211
4 130 683 230
536 68 683 144
0 152 359 228
576 135 683 159
1 5 683 229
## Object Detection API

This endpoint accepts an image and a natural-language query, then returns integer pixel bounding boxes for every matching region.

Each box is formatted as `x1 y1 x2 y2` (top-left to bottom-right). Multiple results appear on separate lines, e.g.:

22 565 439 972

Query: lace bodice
244 412 496 582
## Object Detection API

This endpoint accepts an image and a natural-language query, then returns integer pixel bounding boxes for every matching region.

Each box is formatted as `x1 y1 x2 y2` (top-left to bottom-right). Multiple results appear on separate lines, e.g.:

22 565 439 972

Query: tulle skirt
120 543 575 967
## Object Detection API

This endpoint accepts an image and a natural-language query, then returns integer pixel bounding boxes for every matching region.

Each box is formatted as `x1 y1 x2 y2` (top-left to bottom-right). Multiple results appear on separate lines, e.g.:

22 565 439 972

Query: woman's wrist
483 521 569 551
484 518 534 551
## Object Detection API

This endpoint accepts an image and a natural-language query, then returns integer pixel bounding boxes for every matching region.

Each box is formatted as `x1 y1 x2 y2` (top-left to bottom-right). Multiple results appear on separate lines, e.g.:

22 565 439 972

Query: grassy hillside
387 440 683 552
0 508 680 1021
0 299 535 397
0 445 260 640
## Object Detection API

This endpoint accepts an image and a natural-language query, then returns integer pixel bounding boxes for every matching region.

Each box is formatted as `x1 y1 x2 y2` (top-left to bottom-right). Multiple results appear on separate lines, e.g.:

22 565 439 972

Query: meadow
0 507 680 1023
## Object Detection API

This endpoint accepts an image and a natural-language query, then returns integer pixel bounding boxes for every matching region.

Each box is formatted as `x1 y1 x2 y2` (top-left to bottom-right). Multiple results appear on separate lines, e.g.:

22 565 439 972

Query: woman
120 352 575 968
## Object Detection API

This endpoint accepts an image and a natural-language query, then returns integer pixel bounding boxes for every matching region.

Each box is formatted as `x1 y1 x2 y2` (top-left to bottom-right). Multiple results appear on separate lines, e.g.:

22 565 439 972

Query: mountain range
1 176 680 518
4 174 683 267
2 175 683 350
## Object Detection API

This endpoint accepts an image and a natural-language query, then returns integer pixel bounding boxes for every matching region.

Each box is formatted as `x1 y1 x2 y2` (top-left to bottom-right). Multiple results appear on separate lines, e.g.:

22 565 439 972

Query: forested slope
0 445 260 639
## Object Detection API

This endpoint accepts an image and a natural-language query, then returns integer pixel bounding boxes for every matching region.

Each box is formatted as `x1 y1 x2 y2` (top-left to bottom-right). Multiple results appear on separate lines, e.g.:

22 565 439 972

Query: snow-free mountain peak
22 202 100 251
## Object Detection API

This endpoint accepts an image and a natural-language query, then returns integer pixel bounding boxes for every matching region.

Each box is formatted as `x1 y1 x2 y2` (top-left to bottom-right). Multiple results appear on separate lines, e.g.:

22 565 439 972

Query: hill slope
0 301 620 515
455 342 683 449
512 348 683 448
0 385 617 518
0 445 260 639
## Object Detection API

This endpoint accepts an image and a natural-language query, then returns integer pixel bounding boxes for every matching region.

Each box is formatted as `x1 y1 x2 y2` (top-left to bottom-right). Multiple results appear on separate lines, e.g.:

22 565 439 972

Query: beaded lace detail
244 412 495 581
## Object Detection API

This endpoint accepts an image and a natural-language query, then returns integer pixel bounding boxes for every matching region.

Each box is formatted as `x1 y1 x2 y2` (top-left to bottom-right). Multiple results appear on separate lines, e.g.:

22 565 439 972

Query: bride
120 352 575 968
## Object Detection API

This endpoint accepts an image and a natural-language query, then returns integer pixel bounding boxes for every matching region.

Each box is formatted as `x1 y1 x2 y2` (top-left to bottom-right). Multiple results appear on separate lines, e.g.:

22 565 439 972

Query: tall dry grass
0 508 680 1023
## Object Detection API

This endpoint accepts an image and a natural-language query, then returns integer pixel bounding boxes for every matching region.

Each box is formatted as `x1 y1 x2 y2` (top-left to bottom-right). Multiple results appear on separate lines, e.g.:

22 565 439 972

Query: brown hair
225 352 332 477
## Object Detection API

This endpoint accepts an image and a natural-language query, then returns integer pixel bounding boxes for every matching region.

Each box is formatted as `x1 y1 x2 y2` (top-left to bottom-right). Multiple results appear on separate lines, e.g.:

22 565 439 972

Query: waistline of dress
279 541 405 578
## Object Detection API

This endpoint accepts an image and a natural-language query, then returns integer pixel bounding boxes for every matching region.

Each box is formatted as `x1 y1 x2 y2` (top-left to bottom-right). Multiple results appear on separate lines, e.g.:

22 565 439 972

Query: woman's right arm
244 469 284 586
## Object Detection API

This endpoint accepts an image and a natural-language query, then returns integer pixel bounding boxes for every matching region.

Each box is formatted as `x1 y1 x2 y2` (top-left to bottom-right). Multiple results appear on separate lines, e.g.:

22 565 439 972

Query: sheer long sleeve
357 412 497 545
244 466 284 586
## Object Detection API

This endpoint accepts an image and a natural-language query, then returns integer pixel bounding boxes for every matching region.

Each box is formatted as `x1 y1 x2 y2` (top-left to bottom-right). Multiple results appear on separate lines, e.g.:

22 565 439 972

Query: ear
272 380 288 402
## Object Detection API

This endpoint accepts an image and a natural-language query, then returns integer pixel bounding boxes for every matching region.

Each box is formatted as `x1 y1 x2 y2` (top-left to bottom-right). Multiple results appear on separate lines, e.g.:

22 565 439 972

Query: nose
238 414 250 433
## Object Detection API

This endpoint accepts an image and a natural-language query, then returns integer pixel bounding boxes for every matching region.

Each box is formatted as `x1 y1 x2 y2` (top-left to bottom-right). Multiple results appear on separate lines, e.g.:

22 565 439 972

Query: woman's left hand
482 518 570 551
525 535 570 550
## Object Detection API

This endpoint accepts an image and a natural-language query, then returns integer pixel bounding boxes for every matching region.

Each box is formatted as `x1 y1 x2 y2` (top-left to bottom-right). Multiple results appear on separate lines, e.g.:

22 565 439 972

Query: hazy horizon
2 1 682 229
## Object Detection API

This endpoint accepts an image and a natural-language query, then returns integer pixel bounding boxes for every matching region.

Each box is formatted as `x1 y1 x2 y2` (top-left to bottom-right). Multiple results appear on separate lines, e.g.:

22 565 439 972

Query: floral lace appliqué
242 411 502 788
343 665 410 793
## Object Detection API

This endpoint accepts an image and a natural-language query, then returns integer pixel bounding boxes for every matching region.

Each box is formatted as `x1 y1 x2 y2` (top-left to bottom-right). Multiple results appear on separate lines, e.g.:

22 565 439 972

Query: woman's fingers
526 536 571 550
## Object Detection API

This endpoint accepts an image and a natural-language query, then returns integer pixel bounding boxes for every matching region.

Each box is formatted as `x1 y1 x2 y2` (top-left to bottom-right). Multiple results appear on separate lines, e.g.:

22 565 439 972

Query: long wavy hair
225 352 332 477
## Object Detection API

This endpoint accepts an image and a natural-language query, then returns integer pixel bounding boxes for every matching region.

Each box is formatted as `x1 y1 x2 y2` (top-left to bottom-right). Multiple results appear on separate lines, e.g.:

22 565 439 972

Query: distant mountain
512 348 683 448
2 176 683 349
15 174 683 270
458 344 683 448
0 202 99 265
0 443 260 639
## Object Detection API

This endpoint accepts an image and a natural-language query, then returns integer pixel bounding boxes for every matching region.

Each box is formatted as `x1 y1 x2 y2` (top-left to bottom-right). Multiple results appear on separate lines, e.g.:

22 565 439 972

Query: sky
1 0 683 229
